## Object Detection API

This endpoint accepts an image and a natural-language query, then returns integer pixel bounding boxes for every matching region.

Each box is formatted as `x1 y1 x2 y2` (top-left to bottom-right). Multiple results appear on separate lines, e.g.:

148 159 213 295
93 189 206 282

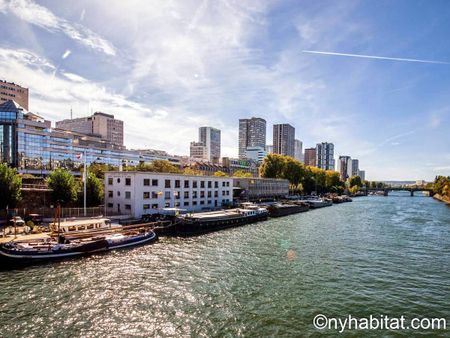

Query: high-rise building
199 126 221 162
351 159 359 177
238 117 266 159
266 145 273 154
338 156 352 181
304 148 316 167
56 111 124 146
0 80 29 110
273 124 295 157
294 139 303 162
316 142 335 170
358 170 366 181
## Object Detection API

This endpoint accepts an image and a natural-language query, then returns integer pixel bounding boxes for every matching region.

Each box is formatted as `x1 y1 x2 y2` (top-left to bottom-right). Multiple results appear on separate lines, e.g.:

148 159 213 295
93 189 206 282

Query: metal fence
1 207 105 220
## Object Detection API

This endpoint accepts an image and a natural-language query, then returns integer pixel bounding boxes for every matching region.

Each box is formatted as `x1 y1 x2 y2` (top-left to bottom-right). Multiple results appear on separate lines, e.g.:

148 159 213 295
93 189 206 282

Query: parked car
25 214 43 225
8 216 25 226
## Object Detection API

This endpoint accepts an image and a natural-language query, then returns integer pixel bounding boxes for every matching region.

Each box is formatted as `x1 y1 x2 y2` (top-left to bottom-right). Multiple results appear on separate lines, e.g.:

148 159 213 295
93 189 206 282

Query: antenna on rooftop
70 106 73 120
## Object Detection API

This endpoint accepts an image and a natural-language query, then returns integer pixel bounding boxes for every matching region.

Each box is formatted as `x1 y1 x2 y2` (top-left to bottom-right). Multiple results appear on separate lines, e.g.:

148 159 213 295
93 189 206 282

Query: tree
349 185 359 195
233 170 252 178
47 169 78 206
363 180 370 188
133 160 182 173
183 167 202 176
85 173 104 207
349 176 362 188
259 154 287 178
0 163 22 209
88 163 116 179
213 171 228 177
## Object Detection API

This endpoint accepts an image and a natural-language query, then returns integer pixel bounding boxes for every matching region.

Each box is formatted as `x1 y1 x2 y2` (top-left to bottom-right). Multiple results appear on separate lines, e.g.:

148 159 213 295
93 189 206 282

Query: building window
193 181 198 188
200 181 205 188
165 179 171 188
125 178 131 186
152 179 158 186
108 178 113 185
107 203 113 208
165 191 171 200
143 204 150 210
193 191 198 198
165 202 170 208
175 191 180 199
184 180 189 188
152 204 158 209
208 181 212 188
200 201 205 205
152 192 158 199
222 182 225 187
200 191 205 198
207 200 212 205
175 202 180 207
108 191 113 198
144 179 150 186
117 191 121 197
193 201 197 206
207 191 211 198
214 181 218 188
117 178 121 183
184 191 189 199
125 191 131 199
143 192 150 199
125 204 131 210
214 191 218 197
175 180 180 188
184 201 189 206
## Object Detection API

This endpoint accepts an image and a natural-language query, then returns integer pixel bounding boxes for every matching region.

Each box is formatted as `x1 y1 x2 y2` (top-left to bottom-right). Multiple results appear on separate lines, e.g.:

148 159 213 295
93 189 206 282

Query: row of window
108 190 230 199
108 177 231 188
106 199 230 210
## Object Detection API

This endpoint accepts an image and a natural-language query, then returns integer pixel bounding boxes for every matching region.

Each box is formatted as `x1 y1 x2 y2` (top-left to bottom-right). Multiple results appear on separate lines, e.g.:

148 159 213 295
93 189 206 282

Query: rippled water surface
1 194 449 337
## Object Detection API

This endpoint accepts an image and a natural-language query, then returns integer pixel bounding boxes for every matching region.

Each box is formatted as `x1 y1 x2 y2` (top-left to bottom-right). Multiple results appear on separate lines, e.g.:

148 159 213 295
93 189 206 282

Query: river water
0 194 449 337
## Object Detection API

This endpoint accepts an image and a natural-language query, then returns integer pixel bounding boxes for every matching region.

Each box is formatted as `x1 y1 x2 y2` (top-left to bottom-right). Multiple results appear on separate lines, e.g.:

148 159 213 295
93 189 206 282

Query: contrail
302 50 449 64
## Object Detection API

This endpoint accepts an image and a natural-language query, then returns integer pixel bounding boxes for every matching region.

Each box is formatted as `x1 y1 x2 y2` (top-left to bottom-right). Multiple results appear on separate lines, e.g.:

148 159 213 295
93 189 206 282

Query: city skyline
1 1 449 180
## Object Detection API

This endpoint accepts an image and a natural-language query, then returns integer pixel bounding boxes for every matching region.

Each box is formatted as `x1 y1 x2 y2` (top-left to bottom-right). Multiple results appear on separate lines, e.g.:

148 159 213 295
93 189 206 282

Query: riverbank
433 193 450 204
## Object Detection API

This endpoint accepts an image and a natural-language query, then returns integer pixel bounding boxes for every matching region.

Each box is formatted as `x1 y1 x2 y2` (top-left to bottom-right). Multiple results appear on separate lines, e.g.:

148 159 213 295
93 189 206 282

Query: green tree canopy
0 163 22 209
349 176 362 188
47 169 78 206
85 172 104 207
259 154 287 178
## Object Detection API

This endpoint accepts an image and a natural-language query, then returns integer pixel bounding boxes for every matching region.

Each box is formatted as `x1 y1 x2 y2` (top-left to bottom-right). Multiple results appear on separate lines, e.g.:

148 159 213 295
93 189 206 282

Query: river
0 193 449 337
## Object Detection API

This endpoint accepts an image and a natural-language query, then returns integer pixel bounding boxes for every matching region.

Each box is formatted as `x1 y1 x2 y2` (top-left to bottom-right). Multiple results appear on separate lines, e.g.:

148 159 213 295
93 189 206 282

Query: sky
0 0 449 181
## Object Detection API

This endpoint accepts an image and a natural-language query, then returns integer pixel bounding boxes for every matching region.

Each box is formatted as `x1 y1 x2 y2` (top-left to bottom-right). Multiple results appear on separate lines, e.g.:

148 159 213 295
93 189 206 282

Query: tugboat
267 202 310 217
169 204 268 236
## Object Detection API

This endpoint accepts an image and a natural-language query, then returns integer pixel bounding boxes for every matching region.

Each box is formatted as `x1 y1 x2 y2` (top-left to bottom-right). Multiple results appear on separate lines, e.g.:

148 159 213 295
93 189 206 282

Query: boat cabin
50 218 117 233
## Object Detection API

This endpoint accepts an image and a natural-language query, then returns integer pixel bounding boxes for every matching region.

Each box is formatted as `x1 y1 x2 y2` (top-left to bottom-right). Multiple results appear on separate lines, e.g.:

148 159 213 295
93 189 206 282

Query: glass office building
0 100 180 174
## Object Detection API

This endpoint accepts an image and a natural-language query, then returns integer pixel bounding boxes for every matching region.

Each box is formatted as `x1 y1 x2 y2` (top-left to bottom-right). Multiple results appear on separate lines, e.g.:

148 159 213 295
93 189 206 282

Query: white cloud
3 0 115 55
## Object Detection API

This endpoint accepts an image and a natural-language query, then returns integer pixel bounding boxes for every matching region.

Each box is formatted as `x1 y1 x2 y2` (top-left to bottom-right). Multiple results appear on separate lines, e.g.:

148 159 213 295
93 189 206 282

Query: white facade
190 141 208 160
245 146 267 163
104 172 233 218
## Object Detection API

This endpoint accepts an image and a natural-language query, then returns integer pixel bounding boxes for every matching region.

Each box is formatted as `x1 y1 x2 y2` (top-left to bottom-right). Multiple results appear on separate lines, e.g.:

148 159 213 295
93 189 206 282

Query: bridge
360 187 433 197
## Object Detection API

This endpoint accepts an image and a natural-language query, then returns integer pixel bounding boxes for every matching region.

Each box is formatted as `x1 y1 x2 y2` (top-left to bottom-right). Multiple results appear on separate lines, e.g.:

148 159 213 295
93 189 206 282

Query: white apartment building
104 171 233 218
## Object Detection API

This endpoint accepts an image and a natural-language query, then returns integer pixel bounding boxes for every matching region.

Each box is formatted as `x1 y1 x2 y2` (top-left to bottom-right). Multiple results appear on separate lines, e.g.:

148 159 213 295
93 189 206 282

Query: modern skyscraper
358 170 366 181
0 80 29 110
199 126 221 162
294 139 303 162
245 146 267 163
351 159 359 177
316 142 335 170
266 145 273 154
56 111 124 146
338 156 352 181
304 148 316 167
273 124 295 157
238 117 266 159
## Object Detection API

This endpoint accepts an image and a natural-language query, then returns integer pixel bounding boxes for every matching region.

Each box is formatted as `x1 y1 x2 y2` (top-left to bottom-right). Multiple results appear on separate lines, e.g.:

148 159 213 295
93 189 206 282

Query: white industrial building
104 171 233 218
